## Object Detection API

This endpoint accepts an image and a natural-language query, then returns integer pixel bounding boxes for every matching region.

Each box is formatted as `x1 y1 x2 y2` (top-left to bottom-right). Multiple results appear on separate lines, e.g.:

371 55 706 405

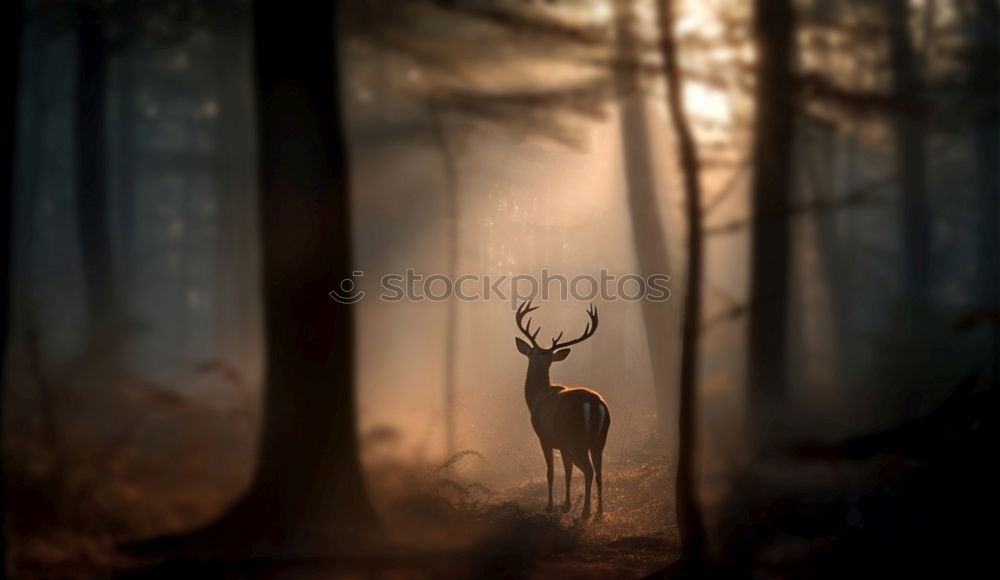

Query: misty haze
0 0 996 578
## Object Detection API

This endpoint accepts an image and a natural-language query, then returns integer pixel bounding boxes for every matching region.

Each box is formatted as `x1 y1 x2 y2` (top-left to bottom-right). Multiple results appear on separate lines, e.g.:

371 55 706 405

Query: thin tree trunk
75 3 115 327
118 50 135 285
430 106 459 456
1 0 25 572
613 0 679 444
747 0 796 446
115 0 136 286
656 0 708 568
886 0 931 300
210 31 232 357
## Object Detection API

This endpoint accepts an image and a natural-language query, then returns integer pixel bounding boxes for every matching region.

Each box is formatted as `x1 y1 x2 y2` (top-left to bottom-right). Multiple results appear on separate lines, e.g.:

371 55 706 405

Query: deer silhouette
514 301 611 519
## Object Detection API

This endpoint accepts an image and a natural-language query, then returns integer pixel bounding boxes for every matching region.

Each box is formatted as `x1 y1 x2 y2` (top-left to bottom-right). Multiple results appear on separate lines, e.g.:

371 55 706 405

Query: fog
2 0 996 577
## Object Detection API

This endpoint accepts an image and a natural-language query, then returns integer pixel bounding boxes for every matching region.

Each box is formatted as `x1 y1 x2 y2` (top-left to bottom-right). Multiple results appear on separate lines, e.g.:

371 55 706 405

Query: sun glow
684 81 732 125
674 0 737 131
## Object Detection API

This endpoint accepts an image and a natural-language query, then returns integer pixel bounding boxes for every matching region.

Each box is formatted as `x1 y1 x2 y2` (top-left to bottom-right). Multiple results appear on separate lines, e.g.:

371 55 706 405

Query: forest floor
368 451 680 578
9 452 679 579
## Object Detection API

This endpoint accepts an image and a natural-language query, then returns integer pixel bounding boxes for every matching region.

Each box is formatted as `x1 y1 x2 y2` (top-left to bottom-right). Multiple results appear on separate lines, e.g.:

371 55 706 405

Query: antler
515 300 542 349
550 304 599 350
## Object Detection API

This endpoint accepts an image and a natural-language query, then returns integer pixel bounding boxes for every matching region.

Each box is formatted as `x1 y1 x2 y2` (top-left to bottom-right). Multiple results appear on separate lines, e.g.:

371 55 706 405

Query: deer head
514 301 599 370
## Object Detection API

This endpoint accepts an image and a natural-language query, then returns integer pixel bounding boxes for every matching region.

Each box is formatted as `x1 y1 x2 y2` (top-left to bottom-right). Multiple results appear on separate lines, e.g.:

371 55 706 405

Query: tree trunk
126 1 380 558
216 0 378 549
886 0 931 300
210 30 233 358
613 0 679 444
430 106 459 456
804 124 854 397
75 3 115 326
1 0 25 572
747 0 796 446
115 6 136 285
969 0 999 388
656 0 708 568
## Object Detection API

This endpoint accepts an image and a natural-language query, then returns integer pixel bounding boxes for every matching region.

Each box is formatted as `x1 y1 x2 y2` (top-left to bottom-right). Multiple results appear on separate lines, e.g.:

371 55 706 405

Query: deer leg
591 448 604 519
573 445 594 520
560 449 573 511
542 444 554 511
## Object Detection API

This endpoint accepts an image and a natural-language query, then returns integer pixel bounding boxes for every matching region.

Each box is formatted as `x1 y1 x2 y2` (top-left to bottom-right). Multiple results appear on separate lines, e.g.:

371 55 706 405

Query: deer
514 301 611 519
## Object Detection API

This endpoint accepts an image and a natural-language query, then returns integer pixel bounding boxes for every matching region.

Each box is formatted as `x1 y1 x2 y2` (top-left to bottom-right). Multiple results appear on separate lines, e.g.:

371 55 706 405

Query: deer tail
590 402 609 449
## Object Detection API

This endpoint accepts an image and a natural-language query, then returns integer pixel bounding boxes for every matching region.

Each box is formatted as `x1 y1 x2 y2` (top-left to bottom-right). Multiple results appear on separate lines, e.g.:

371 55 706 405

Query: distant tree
613 0 680 444
429 106 460 455
63 0 247 333
747 0 796 446
74 1 115 328
885 0 931 301
1 1 26 572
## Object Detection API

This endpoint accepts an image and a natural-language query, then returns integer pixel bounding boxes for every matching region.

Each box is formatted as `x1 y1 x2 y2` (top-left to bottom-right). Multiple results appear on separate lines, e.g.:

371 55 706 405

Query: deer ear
515 338 532 355
552 348 571 361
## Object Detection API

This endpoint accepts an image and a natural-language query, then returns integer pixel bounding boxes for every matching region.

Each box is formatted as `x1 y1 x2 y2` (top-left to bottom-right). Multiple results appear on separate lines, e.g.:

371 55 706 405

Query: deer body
515 302 611 519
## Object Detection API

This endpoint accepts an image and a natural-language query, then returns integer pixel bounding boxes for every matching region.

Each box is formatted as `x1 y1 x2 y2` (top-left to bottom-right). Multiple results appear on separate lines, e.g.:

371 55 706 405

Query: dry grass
366 448 680 578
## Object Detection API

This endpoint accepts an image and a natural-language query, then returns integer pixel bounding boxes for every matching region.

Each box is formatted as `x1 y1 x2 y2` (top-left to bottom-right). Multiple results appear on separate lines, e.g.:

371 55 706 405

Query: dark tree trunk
613 1 679 444
886 0 931 300
747 0 796 446
1 1 25 572
125 1 380 559
969 0 999 387
218 0 379 549
656 0 708 568
75 3 115 325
